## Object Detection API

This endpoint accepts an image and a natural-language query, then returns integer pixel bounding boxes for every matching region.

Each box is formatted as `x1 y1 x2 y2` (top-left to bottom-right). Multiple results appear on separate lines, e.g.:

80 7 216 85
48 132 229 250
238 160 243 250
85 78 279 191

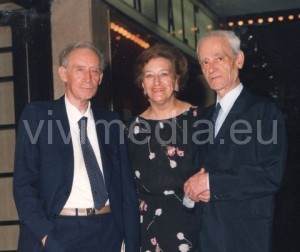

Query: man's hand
184 168 210 202
197 189 210 202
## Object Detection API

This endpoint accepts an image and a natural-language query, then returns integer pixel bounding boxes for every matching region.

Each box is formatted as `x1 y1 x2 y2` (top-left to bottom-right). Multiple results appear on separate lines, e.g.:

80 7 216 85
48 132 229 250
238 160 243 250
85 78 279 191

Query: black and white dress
127 106 201 252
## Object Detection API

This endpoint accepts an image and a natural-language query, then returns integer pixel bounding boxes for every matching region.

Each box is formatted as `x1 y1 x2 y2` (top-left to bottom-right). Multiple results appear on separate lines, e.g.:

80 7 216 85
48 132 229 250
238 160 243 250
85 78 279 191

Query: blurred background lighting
258 18 264 24
110 22 150 48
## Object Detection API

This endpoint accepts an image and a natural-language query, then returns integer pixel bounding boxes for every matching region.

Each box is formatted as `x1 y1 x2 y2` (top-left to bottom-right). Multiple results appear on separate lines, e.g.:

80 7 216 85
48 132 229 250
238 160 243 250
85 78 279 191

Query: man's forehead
67 52 100 67
68 48 99 59
71 64 100 68
199 40 232 56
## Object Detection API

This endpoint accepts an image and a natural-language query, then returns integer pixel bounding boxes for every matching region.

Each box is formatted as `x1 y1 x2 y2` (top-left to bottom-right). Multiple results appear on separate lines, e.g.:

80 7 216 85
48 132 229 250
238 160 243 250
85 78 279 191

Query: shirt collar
65 96 93 128
216 83 243 113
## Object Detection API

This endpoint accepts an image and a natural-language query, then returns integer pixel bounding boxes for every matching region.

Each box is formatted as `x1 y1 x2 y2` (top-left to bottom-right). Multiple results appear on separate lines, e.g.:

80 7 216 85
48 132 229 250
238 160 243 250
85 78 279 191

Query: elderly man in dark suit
184 30 287 252
13 41 139 251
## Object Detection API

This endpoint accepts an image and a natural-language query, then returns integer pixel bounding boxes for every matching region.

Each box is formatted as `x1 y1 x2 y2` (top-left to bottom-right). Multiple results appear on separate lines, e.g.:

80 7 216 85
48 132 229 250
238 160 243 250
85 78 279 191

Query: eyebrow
144 69 171 72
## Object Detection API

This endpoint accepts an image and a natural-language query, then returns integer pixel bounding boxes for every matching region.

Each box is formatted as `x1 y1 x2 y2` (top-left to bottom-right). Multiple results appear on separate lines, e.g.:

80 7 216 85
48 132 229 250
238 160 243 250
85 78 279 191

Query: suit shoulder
242 88 284 117
249 91 280 108
21 100 56 114
243 87 272 104
93 107 121 121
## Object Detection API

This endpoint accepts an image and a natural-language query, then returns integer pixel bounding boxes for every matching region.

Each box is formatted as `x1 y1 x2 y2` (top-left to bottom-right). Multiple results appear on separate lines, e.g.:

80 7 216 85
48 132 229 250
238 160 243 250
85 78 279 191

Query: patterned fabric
78 117 108 210
127 107 201 252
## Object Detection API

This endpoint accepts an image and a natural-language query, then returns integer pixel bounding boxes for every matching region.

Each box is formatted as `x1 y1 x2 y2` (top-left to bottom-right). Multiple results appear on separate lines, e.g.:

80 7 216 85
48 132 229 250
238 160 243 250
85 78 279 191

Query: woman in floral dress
127 44 201 252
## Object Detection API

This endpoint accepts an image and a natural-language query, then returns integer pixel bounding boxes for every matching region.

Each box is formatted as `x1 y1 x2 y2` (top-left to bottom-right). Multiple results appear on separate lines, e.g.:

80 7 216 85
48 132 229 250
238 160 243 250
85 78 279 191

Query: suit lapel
52 96 74 183
211 88 250 147
93 109 112 189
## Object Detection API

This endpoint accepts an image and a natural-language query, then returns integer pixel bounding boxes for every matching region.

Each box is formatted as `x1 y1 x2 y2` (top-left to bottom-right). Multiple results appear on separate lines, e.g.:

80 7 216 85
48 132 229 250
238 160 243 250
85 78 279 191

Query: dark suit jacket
197 88 287 252
13 96 139 251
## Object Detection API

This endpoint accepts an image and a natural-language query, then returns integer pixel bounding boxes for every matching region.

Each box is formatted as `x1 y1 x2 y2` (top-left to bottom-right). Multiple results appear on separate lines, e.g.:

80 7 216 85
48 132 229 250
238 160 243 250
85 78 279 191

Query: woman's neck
142 99 191 120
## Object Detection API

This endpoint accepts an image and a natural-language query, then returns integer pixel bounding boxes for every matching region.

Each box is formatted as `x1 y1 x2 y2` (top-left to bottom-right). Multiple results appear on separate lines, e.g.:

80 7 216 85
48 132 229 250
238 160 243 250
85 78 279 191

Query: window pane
173 0 183 40
183 0 194 47
141 1 156 21
0 82 15 125
0 52 13 77
157 0 168 31
0 178 18 220
123 0 134 6
0 225 19 251
0 26 12 47
0 129 15 173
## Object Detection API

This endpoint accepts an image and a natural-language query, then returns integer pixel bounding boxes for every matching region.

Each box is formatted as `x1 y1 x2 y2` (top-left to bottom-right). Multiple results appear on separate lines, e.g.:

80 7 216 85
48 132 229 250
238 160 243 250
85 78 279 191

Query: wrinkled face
198 35 244 97
142 57 178 104
59 48 103 105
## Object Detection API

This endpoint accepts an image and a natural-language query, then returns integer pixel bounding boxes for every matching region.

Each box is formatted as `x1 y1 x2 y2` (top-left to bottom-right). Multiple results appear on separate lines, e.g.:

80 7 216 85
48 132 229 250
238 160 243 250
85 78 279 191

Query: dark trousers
45 213 122 252
19 213 122 252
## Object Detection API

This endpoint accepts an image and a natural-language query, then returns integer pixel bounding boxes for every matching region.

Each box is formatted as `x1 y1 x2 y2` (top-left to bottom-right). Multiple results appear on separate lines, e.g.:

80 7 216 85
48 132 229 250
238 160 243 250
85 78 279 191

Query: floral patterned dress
127 106 201 252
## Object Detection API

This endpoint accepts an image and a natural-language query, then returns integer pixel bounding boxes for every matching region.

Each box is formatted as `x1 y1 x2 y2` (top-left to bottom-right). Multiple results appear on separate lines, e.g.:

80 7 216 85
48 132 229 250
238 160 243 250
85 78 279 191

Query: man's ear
58 66 67 82
236 51 245 69
98 72 104 85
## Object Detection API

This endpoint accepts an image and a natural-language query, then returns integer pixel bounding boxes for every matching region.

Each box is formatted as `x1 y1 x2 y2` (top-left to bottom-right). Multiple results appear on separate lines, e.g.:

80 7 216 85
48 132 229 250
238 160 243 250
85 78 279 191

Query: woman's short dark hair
133 44 188 94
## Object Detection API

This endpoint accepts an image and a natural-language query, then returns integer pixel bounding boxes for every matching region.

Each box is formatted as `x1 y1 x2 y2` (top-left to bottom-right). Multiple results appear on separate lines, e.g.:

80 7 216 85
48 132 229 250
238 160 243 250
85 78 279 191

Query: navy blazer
197 88 287 252
13 96 140 251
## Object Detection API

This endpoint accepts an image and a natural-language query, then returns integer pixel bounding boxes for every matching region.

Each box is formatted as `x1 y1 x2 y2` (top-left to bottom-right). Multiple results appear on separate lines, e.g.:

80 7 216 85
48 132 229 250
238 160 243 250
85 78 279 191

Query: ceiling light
238 20 244 26
228 21 234 27
278 16 284 21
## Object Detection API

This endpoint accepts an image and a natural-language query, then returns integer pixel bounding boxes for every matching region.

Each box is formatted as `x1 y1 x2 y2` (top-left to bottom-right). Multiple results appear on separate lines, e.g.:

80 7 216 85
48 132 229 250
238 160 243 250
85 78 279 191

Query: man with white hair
185 30 287 252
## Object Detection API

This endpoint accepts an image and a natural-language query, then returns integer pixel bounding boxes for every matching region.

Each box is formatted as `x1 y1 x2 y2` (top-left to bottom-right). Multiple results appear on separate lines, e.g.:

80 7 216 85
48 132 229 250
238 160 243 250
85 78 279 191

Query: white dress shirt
215 83 243 136
63 96 108 208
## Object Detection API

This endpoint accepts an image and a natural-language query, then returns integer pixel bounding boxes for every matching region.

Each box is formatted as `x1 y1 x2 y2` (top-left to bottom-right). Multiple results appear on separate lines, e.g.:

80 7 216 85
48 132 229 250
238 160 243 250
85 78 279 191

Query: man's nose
85 70 92 82
208 61 218 73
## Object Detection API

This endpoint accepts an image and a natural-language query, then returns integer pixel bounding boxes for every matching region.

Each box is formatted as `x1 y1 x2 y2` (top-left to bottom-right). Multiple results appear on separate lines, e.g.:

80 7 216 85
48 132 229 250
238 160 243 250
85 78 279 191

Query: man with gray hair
13 41 139 251
184 30 287 251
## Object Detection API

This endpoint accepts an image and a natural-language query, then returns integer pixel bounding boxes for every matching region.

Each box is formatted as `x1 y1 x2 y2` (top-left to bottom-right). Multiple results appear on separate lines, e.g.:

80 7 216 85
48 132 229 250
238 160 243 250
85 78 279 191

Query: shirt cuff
207 172 210 190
